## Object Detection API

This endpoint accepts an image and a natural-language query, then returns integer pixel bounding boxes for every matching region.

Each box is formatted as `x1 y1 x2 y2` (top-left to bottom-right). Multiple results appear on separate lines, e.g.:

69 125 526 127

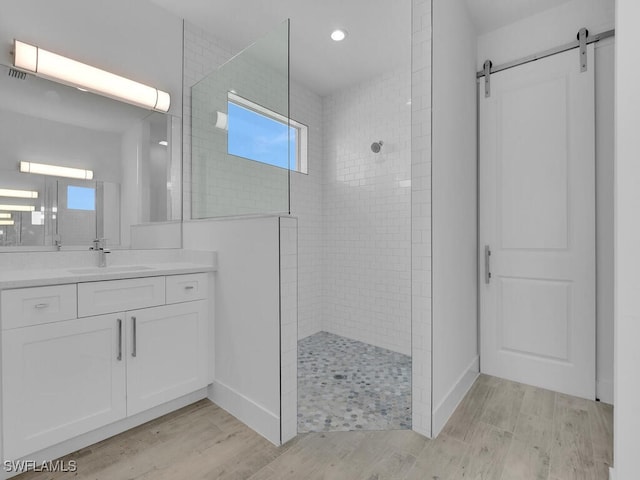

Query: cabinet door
2 314 126 460
126 301 208 415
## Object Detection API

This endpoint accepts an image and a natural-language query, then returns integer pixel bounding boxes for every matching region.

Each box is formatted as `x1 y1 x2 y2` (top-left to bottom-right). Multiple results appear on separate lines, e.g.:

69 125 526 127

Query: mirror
0 63 181 250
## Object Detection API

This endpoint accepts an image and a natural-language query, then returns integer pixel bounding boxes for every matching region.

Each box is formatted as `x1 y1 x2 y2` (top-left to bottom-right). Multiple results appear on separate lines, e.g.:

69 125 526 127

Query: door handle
117 318 122 361
485 245 492 284
131 316 137 357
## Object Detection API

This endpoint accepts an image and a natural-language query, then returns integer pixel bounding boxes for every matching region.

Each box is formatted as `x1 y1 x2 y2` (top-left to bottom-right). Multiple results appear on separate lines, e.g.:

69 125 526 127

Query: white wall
183 218 282 444
0 0 183 117
476 0 616 403
130 222 181 250
321 66 412 356
477 0 615 70
431 0 479 437
614 2 640 478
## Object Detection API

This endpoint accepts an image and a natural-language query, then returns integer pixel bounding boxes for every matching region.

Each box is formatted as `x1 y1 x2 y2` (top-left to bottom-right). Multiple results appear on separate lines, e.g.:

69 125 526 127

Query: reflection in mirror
0 63 181 250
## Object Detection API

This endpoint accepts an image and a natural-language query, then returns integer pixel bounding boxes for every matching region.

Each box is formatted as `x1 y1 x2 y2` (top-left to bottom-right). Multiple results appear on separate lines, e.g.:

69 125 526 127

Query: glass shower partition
191 20 291 218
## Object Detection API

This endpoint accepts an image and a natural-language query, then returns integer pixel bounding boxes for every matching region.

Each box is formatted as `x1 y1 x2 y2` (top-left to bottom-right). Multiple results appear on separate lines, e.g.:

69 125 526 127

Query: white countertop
0 262 216 290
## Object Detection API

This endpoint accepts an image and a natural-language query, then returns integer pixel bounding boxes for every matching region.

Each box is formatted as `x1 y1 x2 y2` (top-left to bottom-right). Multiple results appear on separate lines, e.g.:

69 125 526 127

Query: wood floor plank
479 380 526 433
246 465 278 480
380 430 429 457
550 396 597 480
588 401 613 474
13 377 613 480
451 422 512 480
513 412 554 453
360 451 417 480
521 384 556 421
501 438 550 480
442 379 492 442
404 434 468 480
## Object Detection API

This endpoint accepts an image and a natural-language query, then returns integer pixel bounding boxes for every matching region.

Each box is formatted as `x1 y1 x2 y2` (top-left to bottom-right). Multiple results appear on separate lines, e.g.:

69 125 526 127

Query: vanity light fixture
330 29 348 41
0 220 15 226
0 188 38 199
0 204 35 212
0 213 11 219
12 40 171 113
20 161 94 180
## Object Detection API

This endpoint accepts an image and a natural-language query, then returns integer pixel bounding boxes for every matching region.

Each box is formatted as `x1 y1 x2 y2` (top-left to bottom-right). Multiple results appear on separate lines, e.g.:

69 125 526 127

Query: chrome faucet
90 238 111 267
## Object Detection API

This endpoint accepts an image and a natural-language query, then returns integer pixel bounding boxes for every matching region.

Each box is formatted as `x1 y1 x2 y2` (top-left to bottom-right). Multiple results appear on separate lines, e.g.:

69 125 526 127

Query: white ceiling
149 0 580 96
148 0 411 97
464 0 575 35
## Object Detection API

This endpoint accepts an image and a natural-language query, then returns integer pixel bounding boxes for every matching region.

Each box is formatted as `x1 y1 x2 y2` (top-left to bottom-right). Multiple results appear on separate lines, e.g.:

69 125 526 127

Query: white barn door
479 46 596 399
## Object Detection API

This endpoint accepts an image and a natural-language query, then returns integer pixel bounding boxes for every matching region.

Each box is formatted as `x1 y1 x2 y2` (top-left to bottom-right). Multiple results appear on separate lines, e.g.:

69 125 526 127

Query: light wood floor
16 374 612 480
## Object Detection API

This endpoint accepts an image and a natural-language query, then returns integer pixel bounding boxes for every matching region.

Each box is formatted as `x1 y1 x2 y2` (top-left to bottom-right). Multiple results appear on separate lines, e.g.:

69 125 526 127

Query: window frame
227 92 308 174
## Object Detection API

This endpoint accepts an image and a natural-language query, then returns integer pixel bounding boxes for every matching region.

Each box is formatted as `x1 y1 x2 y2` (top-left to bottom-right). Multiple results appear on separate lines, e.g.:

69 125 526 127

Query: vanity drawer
166 273 209 304
1 285 77 330
78 277 165 317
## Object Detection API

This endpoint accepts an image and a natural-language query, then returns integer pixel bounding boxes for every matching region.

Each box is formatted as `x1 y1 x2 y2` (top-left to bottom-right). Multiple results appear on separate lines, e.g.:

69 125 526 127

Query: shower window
227 93 308 174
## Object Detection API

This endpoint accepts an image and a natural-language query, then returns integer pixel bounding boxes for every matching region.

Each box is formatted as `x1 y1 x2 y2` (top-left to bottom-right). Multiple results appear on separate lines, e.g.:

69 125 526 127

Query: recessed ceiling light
331 29 347 42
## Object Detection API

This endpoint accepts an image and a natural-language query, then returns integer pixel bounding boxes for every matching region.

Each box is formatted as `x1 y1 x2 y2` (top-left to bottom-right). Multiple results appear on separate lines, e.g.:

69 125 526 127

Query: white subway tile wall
290 83 324 340
411 0 433 437
182 21 235 221
190 26 290 218
321 66 412 357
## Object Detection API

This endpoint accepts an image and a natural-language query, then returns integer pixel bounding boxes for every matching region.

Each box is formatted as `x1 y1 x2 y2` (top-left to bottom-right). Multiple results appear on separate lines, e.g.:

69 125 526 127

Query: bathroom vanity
0 258 215 472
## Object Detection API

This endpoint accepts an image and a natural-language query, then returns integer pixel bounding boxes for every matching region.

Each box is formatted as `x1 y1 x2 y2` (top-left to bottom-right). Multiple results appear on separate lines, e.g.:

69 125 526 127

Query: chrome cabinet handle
117 319 122 361
131 316 137 358
184 285 195 290
485 245 492 284
34 303 49 309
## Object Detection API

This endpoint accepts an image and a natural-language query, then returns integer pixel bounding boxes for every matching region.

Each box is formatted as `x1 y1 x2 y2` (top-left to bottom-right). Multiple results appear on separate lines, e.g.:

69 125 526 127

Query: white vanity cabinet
126 301 208 415
0 272 211 462
2 313 126 460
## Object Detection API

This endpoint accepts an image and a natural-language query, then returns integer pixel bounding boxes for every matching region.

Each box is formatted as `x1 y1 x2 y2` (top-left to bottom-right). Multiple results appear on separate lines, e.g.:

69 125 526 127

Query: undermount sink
68 265 155 274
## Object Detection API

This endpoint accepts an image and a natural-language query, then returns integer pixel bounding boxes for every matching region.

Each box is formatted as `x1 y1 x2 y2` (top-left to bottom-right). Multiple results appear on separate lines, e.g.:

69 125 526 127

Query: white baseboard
609 466 615 479
432 356 480 437
209 381 280 446
597 378 614 404
2 389 208 480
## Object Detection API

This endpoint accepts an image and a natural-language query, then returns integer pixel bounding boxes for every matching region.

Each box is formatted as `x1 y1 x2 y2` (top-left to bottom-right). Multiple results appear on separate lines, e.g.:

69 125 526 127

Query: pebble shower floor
297 331 412 432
